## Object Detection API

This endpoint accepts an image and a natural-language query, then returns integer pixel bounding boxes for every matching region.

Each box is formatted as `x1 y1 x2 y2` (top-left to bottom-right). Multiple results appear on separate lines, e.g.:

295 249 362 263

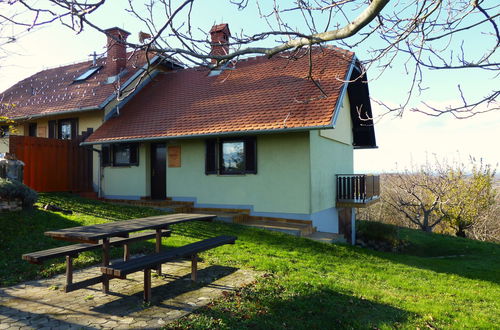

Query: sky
0 1 498 173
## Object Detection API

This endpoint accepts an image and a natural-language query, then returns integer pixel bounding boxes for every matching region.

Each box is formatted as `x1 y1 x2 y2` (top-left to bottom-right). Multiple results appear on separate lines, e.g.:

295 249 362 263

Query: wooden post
102 238 110 293
124 244 130 261
155 229 162 275
65 255 73 286
144 268 151 303
191 254 198 282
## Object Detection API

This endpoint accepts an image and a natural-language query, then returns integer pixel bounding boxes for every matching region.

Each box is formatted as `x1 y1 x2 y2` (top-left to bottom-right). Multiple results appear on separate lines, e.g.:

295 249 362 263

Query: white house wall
309 94 354 232
167 132 312 219
102 144 150 198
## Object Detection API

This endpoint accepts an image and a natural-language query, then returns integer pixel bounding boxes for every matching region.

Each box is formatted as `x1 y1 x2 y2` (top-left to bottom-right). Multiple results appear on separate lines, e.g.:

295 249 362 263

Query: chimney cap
104 27 131 37
209 23 230 35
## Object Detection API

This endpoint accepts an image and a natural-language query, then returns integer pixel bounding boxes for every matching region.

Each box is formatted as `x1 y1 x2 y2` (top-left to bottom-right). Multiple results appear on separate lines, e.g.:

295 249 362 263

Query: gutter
80 124 336 146
13 106 101 121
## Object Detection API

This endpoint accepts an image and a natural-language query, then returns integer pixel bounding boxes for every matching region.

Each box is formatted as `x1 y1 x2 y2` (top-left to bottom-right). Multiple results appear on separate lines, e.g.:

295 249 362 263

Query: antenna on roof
89 51 98 66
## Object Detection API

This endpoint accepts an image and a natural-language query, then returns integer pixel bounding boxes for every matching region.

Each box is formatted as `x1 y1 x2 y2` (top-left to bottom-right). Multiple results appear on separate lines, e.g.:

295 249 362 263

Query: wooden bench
22 230 171 292
101 235 237 302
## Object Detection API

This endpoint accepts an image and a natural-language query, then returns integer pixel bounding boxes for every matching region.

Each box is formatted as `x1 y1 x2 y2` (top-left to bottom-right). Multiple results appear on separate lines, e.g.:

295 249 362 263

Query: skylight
74 66 101 82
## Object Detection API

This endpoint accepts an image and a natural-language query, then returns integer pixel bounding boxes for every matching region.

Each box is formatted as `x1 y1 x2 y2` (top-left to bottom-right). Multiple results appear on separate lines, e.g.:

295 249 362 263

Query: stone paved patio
0 260 260 329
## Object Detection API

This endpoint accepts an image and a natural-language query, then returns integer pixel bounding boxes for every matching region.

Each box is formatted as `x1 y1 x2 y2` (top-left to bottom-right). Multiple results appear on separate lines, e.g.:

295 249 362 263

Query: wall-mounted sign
168 146 181 167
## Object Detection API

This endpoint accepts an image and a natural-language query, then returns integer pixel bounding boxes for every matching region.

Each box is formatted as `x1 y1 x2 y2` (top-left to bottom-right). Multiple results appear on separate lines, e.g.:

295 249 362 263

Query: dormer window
73 66 101 82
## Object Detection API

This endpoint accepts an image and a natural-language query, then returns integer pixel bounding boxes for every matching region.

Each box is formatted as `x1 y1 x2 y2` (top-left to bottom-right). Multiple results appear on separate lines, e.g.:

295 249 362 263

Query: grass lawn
0 193 498 329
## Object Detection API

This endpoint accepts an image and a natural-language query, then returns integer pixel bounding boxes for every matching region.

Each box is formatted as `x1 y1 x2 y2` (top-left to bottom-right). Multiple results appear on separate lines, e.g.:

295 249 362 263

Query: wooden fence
9 135 93 192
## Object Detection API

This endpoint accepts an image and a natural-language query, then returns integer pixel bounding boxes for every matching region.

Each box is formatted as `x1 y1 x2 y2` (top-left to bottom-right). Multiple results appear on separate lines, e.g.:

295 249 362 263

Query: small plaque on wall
37 126 47 138
168 146 181 167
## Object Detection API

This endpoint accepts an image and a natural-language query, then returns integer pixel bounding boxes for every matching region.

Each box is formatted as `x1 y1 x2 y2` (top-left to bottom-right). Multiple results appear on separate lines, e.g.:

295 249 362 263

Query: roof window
73 66 101 82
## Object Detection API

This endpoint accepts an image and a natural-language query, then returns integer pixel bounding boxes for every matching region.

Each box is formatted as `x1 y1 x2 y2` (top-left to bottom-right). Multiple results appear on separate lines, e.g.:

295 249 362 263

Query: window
205 137 257 175
73 66 101 82
101 143 139 167
58 118 77 140
0 125 10 137
28 123 37 137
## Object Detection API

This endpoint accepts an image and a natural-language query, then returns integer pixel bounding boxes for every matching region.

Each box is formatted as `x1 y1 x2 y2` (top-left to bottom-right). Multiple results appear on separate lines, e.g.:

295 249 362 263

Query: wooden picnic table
43 213 215 293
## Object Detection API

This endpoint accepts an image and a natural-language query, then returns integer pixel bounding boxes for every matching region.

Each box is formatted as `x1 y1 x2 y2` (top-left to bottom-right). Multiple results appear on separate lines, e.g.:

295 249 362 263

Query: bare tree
1 0 498 118
383 165 451 233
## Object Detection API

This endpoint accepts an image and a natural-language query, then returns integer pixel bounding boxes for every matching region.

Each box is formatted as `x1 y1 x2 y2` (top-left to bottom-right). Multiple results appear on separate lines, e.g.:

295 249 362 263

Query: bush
0 178 38 208
356 220 406 252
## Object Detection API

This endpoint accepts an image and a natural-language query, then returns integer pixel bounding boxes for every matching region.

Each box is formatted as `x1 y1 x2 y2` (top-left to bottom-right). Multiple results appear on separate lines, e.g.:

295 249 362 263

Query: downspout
351 208 356 245
91 147 103 198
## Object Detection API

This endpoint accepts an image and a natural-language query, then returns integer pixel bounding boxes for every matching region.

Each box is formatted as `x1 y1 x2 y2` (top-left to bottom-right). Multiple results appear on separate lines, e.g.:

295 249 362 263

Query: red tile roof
0 52 154 119
86 47 356 143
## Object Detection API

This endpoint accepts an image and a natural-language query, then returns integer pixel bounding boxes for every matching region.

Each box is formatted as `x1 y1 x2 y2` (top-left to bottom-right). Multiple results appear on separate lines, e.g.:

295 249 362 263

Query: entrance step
303 232 347 244
104 199 194 213
243 219 314 237
191 209 249 223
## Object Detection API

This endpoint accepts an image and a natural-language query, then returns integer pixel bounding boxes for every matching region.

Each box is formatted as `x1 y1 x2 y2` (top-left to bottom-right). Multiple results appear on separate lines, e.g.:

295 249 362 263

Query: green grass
0 193 164 286
0 194 498 329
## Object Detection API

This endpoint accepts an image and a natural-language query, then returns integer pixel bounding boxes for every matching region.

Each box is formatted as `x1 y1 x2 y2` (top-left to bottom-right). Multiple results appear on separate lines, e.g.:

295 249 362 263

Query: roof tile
1 52 153 119
86 47 355 143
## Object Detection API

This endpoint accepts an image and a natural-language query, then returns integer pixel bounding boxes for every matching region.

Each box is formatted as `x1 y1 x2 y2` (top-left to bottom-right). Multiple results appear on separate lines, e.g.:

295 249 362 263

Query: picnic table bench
22 213 237 302
102 235 237 302
22 230 172 292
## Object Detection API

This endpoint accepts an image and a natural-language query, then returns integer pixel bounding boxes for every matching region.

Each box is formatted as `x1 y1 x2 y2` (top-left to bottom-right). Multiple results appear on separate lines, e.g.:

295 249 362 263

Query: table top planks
44 213 215 243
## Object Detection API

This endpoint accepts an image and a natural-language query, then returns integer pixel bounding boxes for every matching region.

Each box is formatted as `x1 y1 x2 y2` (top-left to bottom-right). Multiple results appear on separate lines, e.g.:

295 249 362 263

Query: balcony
336 174 380 208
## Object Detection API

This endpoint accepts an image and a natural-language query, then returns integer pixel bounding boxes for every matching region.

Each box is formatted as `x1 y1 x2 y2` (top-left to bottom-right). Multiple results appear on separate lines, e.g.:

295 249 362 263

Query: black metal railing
336 174 380 203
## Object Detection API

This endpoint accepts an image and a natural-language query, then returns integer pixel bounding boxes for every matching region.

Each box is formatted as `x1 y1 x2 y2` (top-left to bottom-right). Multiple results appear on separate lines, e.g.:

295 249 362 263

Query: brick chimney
105 27 131 76
209 24 230 64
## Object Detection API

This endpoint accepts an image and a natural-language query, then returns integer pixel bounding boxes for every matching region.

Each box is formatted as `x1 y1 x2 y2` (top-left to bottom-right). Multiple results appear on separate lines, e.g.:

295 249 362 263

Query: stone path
0 261 260 329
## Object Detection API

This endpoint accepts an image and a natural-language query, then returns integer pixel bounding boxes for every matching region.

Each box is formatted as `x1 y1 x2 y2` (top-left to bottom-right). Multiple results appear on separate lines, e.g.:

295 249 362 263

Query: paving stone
0 260 261 329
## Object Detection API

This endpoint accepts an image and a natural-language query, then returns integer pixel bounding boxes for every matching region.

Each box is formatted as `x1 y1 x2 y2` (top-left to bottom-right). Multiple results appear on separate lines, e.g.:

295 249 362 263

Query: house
1 23 379 239
0 27 180 191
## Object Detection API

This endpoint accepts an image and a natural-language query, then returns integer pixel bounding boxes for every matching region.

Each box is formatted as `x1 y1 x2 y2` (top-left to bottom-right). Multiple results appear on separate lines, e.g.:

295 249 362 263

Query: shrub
0 178 38 208
356 220 406 252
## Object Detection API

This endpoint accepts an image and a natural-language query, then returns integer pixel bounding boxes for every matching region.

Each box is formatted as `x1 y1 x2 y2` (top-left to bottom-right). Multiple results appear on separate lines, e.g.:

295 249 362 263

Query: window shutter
244 137 257 174
70 118 78 140
129 144 139 165
205 139 217 174
101 145 111 166
28 123 37 137
48 120 56 139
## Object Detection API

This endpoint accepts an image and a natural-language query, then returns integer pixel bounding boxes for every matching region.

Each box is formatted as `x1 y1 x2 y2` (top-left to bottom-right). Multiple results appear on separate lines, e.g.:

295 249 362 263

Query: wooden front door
151 143 167 200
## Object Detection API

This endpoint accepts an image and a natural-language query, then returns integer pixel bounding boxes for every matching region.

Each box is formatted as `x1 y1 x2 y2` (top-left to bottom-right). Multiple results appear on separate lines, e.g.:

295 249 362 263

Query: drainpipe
351 208 356 245
91 148 103 198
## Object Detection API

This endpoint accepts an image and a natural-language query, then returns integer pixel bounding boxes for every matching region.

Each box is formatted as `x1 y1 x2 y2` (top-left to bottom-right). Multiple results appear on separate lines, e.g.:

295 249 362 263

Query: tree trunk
421 213 433 232
456 228 467 238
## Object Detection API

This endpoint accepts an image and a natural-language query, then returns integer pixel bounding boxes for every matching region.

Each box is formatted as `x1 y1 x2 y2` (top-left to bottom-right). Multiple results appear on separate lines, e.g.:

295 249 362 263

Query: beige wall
14 110 103 138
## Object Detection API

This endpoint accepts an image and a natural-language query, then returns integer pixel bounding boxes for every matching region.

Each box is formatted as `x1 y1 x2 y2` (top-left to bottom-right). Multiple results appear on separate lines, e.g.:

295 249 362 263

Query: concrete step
192 209 249 223
243 220 313 237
